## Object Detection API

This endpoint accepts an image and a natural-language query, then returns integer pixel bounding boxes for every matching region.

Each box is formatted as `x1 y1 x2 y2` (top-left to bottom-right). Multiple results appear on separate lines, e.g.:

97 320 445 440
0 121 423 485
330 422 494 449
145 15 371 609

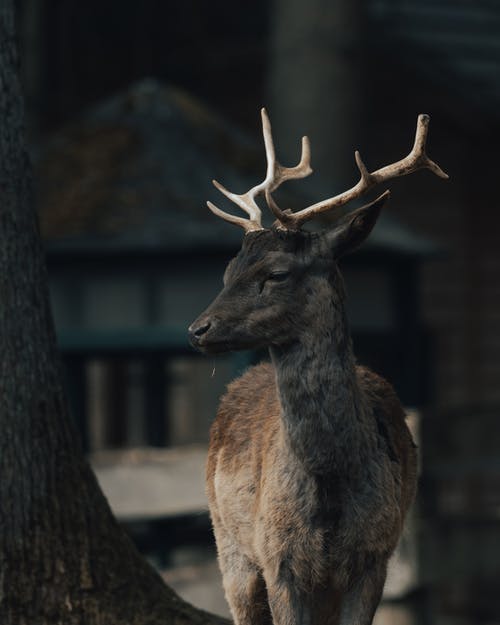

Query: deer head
189 110 447 354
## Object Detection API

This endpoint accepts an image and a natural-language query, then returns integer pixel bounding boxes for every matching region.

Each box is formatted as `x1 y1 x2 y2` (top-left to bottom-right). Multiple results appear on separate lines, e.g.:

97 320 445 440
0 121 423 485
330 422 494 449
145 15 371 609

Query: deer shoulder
207 362 417 483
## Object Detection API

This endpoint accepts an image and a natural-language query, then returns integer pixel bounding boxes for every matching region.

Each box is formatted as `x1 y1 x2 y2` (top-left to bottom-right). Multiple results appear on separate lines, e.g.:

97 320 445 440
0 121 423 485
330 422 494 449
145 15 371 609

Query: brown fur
206 363 417 625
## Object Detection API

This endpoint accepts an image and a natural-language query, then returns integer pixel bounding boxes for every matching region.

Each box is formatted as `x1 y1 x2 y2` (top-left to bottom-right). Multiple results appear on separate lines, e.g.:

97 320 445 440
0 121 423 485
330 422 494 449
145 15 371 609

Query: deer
188 110 447 625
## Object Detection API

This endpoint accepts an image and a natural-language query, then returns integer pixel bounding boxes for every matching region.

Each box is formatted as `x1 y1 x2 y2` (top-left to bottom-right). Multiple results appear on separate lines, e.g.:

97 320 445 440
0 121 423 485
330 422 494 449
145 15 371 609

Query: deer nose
188 320 212 344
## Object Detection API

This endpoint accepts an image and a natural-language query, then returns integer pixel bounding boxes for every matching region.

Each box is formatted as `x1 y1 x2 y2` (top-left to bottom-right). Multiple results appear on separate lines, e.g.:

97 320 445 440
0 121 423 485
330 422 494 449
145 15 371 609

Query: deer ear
327 191 390 258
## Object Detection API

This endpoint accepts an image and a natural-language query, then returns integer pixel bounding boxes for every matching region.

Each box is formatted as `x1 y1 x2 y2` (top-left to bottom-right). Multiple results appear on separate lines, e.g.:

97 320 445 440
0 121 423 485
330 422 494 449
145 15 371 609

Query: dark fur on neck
270 265 377 477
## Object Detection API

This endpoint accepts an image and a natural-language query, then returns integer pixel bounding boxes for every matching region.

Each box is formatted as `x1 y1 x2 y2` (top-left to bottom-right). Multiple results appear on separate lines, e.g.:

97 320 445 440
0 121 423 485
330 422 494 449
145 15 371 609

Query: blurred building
36 81 253 451
37 79 436 449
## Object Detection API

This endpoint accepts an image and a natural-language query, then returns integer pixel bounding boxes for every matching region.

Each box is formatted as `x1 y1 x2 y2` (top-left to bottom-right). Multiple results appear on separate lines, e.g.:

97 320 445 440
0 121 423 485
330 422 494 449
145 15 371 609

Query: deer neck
269 280 375 477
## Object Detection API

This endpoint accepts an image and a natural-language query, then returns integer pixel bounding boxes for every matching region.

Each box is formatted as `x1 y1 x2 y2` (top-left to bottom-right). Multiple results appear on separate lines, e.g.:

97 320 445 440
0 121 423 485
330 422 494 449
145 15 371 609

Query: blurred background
15 0 500 623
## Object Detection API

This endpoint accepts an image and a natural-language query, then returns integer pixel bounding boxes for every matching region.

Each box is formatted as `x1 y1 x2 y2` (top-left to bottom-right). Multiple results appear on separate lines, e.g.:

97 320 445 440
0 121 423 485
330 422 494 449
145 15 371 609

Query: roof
36 79 257 254
36 79 437 258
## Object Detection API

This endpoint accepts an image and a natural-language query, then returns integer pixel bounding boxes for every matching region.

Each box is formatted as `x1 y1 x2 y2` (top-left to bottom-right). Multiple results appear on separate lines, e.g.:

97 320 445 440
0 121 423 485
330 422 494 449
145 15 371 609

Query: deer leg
216 534 272 625
264 566 312 625
338 559 388 625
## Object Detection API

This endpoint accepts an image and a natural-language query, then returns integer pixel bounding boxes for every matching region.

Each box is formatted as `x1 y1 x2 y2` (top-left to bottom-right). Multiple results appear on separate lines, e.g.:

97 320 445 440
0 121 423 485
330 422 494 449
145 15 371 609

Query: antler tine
207 108 313 233
277 113 449 229
370 114 449 182
207 111 273 232
261 109 313 222
206 200 262 233
261 109 313 191
208 177 263 232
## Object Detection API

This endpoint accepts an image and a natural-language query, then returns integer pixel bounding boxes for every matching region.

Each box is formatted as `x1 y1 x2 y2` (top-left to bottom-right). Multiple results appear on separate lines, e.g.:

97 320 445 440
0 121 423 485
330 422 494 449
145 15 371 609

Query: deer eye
267 270 290 283
258 270 291 294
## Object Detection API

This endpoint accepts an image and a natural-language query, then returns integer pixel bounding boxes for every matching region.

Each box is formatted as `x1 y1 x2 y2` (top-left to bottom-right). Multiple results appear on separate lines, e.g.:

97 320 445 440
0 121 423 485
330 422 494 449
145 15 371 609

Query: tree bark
0 3 228 624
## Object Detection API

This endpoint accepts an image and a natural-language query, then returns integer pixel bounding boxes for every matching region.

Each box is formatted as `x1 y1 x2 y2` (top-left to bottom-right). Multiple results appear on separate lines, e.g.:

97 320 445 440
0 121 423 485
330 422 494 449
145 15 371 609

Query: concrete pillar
268 0 365 195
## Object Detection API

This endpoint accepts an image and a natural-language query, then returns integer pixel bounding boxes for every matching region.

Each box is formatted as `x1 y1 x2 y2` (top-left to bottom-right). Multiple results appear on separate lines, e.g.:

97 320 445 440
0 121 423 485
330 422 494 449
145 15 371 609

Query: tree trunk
0 4 228 624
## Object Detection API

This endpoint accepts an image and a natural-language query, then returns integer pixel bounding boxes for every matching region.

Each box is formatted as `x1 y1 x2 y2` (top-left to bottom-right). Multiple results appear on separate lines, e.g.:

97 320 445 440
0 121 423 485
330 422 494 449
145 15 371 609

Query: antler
207 108 312 233
268 114 449 229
